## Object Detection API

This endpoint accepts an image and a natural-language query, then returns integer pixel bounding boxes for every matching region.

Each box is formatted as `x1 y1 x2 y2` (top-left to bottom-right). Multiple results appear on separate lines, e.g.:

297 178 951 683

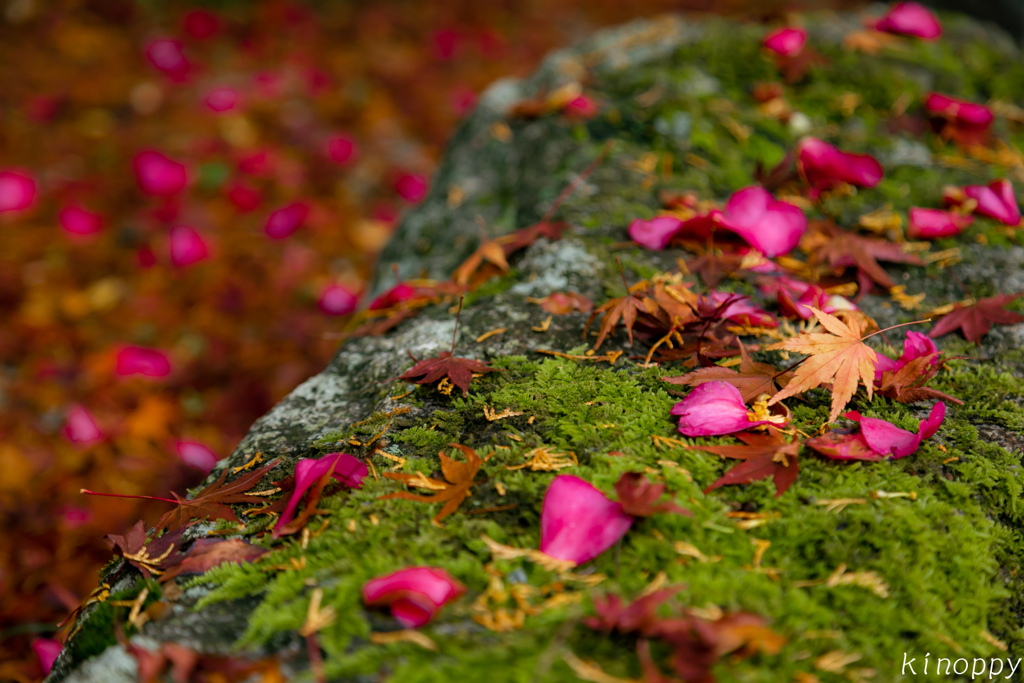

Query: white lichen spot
510 238 600 296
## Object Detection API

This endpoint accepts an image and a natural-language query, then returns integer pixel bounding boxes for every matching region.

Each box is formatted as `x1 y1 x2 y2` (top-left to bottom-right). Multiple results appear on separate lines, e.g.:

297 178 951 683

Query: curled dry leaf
379 444 481 524
689 427 801 497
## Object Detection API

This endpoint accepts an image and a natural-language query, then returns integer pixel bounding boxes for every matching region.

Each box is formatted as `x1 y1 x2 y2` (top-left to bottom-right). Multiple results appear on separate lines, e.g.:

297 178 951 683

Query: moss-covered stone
53 9 1024 683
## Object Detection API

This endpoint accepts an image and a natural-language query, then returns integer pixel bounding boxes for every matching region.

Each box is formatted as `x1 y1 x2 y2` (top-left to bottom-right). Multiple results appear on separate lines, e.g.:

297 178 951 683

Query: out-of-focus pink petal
362 566 465 627
762 27 807 56
60 505 92 528
563 94 599 119
115 346 171 378
395 173 428 203
145 39 189 78
629 216 683 250
433 28 461 60
671 382 768 437
64 405 103 446
707 291 777 328
264 202 309 239
59 206 104 236
0 170 36 212
540 475 633 565
918 401 946 441
925 93 994 132
204 87 239 113
225 181 262 212
369 283 419 310
719 186 807 257
873 2 942 39
965 179 1020 225
273 453 366 534
327 134 359 165
182 10 221 39
32 638 61 674
175 441 218 473
169 225 210 267
318 284 359 316
797 138 884 193
449 86 478 116
907 207 972 240
237 150 272 176
133 151 188 196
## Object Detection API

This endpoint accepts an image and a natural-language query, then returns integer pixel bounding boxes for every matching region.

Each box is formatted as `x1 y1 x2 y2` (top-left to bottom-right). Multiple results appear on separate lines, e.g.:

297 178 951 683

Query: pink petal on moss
133 151 188 196
32 638 61 674
362 566 466 628
965 179 1020 225
719 186 807 257
918 401 946 441
925 93 994 131
116 346 171 378
873 2 942 39
762 27 806 56
264 202 309 239
318 284 359 316
805 428 886 461
907 207 972 240
671 381 767 437
169 225 210 267
0 170 36 212
848 412 922 459
540 475 633 565
274 453 366 533
797 138 883 193
59 206 104 236
629 216 684 250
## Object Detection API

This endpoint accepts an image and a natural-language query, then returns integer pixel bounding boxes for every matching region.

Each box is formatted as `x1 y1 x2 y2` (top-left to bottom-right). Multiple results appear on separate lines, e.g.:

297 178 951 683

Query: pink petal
369 283 419 310
539 475 633 565
918 401 946 441
563 94 599 119
60 505 93 528
175 441 218 473
873 354 899 383
449 86 478 116
237 151 272 176
719 186 807 257
115 346 171 378
64 405 103 446
907 207 972 240
965 179 1020 225
762 27 807 56
274 453 366 534
204 87 239 113
318 285 359 316
225 181 262 212
395 174 428 203
59 206 104 236
433 29 461 60
145 39 189 77
327 134 359 165
362 567 466 627
0 170 36 212
806 428 886 461
849 412 923 459
264 202 309 239
169 225 210 267
32 638 62 674
902 331 939 363
182 10 221 39
707 291 777 328
797 138 884 193
628 216 684 250
671 382 767 436
133 151 188 196
925 93 994 131
873 2 942 39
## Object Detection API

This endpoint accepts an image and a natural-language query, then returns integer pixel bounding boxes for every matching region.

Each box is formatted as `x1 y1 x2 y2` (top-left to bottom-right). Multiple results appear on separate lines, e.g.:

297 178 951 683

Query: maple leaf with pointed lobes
664 343 791 403
929 293 1024 344
767 307 878 423
804 221 924 291
876 353 962 405
690 427 801 497
614 472 693 518
378 443 481 524
682 251 747 288
106 520 186 579
155 460 280 532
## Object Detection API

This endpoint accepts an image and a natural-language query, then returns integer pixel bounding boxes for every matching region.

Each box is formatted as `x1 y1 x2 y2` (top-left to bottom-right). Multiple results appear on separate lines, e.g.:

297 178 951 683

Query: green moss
65 580 163 665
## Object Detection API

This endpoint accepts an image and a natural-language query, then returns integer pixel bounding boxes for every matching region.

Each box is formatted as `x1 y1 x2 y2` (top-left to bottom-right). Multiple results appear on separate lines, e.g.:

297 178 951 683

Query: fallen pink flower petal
540 475 633 565
225 181 262 212
60 505 93 529
804 428 884 461
182 9 221 39
964 179 1021 225
395 173 428 203
629 216 684 250
719 186 807 257
32 638 61 674
116 346 172 378
264 202 309 239
706 291 778 328
59 206 104 237
797 138 884 194
872 2 942 39
273 452 366 534
762 27 807 56
563 94 599 119
169 225 210 267
237 150 272 176
671 381 774 437
204 87 239 113
369 282 419 310
845 401 945 459
327 134 359 165
318 284 359 316
145 39 190 79
175 440 218 473
907 207 972 240
0 170 36 213
874 331 939 381
64 405 103 446
133 151 188 197
363 566 466 627
925 93 994 133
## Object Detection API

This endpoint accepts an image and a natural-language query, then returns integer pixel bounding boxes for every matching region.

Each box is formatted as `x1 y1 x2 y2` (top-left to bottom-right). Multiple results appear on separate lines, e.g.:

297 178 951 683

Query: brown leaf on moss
106 521 185 579
378 444 481 524
585 287 658 349
664 343 790 403
690 427 801 497
804 220 924 292
613 472 692 518
876 353 962 405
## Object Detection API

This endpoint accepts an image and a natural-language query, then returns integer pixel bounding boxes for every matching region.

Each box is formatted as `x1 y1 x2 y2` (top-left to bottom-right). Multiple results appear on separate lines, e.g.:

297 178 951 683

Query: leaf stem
80 489 178 505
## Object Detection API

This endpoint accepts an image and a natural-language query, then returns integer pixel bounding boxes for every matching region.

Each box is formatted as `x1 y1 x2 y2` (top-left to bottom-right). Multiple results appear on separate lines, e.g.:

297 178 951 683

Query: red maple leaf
689 427 801 497
928 293 1024 344
805 221 924 291
106 520 186 579
613 472 692 518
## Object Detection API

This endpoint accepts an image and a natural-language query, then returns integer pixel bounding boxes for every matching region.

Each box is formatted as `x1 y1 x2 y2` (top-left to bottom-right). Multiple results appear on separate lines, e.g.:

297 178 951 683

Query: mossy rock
52 10 1024 683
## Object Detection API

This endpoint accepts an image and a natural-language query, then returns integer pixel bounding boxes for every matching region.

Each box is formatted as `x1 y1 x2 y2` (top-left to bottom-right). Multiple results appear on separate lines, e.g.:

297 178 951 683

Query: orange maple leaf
378 443 481 524
767 307 877 423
